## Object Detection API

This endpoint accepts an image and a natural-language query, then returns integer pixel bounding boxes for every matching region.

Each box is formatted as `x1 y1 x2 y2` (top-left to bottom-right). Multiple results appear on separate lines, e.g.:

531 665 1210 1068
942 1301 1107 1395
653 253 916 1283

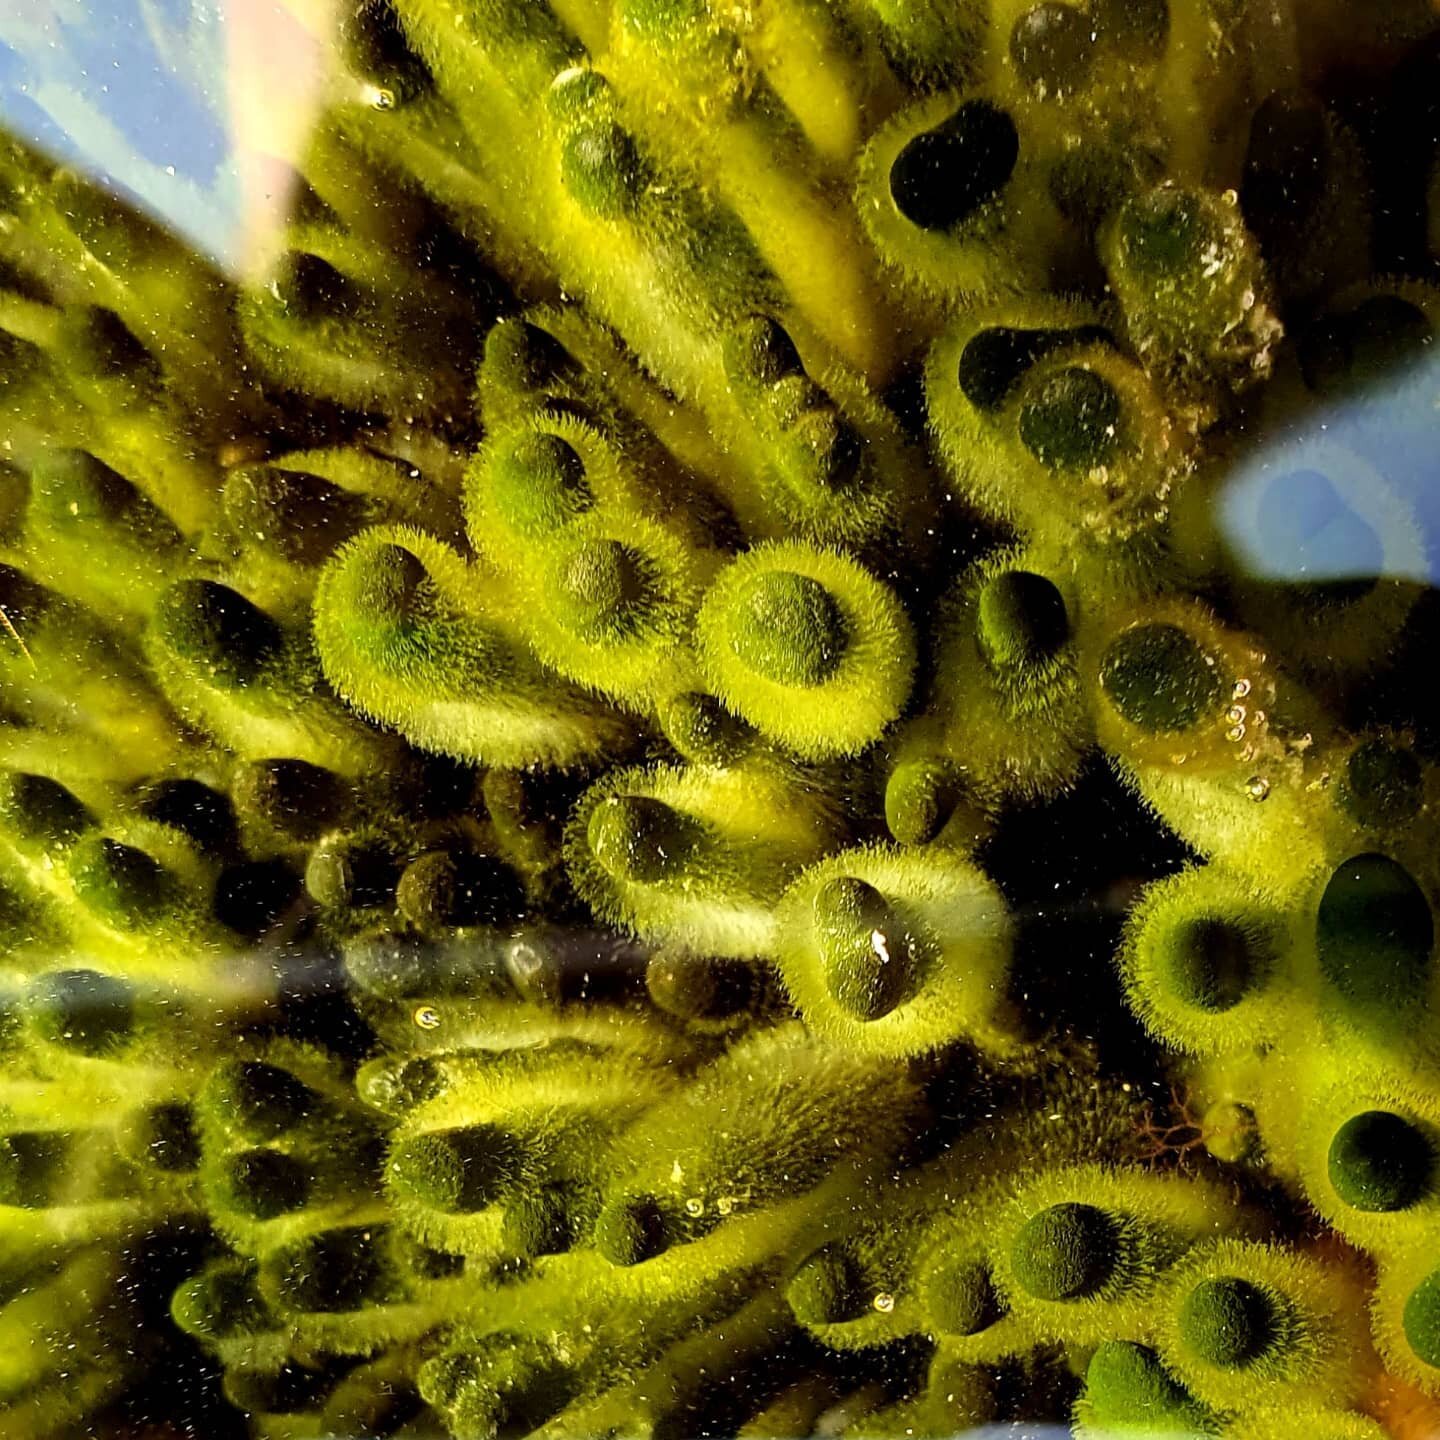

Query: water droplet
1232 678 1251 699
1245 776 1270 802
1227 723 1246 742
412 1004 441 1030
1226 705 1246 725
872 1291 895 1313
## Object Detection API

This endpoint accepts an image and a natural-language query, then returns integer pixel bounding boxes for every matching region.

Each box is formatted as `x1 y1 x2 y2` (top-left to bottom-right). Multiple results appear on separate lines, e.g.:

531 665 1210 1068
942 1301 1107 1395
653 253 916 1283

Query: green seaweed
3 2 1440 1437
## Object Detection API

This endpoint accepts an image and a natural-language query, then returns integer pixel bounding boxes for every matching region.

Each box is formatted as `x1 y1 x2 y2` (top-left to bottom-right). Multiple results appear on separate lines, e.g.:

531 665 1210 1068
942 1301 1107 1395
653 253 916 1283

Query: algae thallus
5 1 1440 1436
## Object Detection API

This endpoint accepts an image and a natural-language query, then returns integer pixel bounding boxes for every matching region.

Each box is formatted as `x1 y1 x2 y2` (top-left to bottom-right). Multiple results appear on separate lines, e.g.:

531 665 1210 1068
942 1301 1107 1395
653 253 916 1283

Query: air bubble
412 1004 442 1030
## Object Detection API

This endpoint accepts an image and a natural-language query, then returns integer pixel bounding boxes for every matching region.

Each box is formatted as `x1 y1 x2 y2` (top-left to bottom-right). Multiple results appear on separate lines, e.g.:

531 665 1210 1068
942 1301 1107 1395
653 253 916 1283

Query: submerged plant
5 0 1440 1436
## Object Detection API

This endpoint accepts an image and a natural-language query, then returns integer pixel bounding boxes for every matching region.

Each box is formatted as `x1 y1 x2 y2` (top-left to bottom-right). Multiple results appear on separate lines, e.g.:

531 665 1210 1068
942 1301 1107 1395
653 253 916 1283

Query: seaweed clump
4 1 1440 1437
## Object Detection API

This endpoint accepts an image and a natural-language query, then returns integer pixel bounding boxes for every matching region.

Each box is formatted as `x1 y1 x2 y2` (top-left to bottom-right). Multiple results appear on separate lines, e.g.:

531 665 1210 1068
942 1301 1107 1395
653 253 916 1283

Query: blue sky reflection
1216 356 1440 589
0 0 298 268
